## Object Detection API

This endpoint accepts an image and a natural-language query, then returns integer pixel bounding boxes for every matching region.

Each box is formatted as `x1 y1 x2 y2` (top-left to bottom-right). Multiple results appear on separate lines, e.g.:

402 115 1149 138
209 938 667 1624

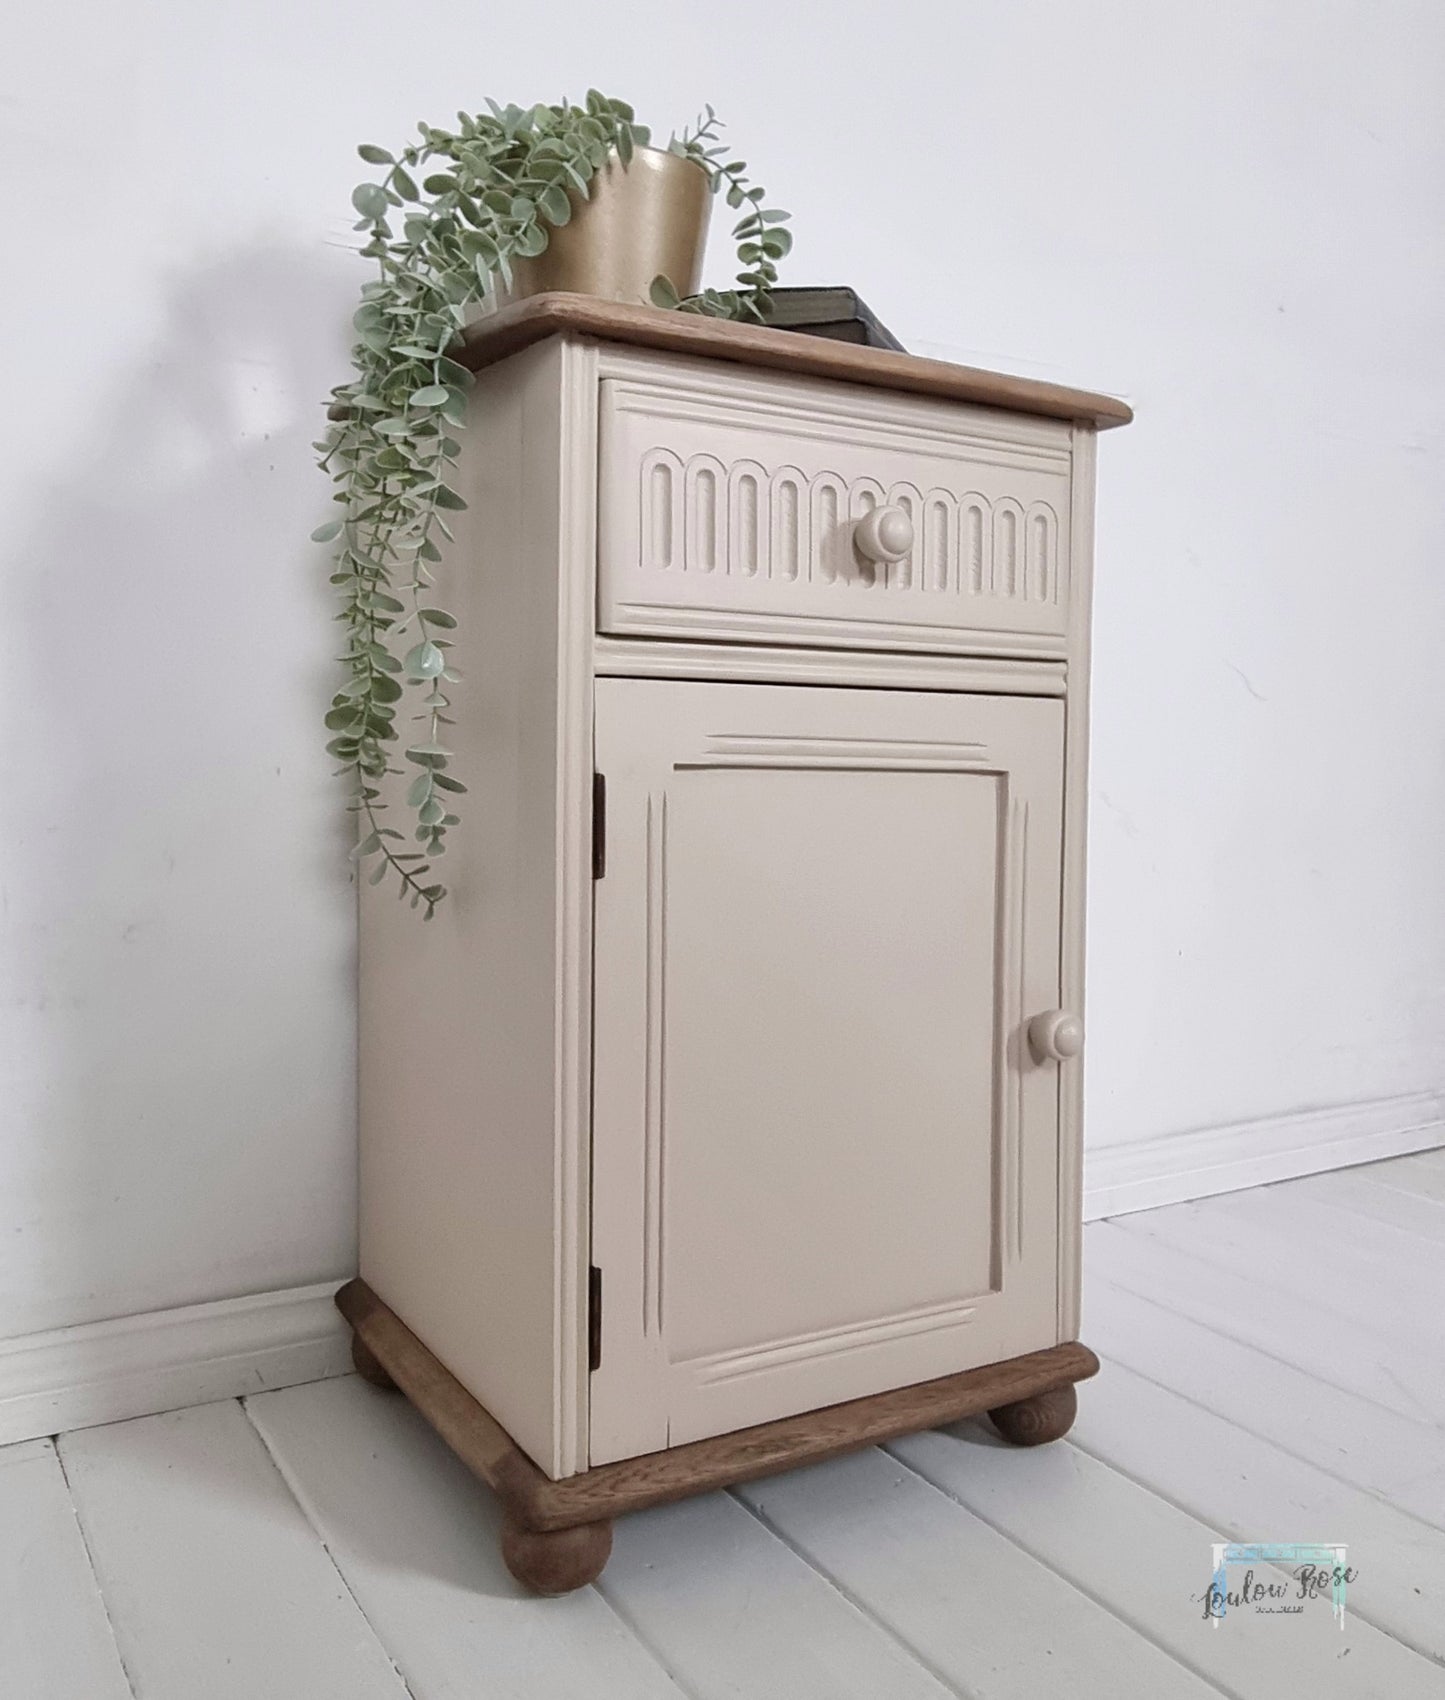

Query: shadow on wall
0 243 359 1347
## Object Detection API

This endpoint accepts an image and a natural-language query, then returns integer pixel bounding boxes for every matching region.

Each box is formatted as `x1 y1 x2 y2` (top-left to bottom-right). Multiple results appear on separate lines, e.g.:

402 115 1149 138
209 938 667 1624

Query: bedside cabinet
343 294 1131 1594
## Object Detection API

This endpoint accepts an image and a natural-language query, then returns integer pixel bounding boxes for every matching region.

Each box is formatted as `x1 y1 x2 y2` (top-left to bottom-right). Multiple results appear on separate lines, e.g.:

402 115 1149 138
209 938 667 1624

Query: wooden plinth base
335 1278 1098 1594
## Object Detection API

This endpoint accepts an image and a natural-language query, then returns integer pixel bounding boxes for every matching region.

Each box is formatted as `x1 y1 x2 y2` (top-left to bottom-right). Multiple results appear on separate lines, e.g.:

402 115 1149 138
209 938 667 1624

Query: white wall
3 0 1443 1342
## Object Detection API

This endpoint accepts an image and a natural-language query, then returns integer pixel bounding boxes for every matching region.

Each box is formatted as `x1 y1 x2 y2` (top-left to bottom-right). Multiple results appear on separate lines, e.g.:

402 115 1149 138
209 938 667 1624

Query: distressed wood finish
499 1515 613 1596
462 293 1133 428
337 1279 1097 1539
987 1382 1078 1446
350 1334 394 1390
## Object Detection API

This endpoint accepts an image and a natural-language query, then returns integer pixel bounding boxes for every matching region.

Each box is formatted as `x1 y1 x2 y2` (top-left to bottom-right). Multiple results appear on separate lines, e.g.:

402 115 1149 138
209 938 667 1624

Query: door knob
1028 1010 1084 1063
853 504 914 564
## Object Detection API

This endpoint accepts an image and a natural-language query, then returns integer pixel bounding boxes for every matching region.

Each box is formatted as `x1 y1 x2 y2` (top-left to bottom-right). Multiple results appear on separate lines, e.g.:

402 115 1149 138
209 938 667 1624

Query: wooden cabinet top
459 292 1133 431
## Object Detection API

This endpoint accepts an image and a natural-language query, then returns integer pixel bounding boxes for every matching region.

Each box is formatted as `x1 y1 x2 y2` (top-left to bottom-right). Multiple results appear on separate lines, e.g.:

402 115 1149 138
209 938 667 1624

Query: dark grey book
761 287 905 353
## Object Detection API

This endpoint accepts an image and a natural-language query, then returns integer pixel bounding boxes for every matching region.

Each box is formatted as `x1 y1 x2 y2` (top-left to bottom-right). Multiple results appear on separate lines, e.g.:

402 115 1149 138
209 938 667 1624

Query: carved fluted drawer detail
637 446 1062 606
598 351 1076 657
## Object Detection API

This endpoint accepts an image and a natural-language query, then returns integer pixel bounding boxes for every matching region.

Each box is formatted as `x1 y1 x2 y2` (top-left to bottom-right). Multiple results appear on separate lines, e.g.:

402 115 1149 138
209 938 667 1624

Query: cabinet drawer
596 351 1076 657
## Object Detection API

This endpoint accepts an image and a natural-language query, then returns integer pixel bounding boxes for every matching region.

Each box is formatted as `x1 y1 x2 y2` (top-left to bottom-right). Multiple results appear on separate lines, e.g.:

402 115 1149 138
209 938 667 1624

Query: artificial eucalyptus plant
313 93 792 916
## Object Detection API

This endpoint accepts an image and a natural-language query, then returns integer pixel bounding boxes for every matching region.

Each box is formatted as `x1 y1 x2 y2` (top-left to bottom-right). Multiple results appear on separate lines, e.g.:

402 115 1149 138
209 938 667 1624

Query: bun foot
501 1515 613 1595
351 1333 397 1390
988 1381 1077 1446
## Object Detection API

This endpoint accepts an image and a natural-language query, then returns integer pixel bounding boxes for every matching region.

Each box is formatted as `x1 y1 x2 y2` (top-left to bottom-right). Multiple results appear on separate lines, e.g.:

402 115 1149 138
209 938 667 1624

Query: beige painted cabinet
348 296 1130 1593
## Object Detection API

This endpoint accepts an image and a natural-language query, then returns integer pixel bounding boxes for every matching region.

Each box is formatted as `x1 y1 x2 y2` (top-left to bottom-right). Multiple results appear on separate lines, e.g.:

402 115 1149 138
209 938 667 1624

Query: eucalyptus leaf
539 184 572 225
404 642 446 679
350 183 391 220
436 355 474 387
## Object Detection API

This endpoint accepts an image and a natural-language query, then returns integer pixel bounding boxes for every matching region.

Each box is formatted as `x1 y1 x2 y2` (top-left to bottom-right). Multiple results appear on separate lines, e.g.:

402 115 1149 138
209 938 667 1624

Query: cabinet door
589 678 1065 1465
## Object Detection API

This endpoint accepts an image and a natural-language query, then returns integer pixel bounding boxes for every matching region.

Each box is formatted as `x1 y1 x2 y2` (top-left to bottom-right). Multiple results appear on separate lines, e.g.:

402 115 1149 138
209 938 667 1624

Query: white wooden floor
6 1150 1445 1699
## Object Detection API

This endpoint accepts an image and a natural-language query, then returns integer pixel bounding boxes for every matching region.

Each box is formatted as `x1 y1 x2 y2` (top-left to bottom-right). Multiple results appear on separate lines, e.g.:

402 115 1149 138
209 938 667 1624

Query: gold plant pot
501 146 711 308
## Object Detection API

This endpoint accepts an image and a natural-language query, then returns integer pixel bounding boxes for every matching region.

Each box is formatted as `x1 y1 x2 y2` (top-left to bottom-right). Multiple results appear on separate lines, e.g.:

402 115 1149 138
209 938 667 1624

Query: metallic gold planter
502 146 711 308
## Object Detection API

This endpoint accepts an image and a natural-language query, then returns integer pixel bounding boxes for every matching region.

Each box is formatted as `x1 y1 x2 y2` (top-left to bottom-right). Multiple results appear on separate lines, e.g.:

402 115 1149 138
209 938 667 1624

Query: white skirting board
0 1282 351 1447
1084 1088 1445 1220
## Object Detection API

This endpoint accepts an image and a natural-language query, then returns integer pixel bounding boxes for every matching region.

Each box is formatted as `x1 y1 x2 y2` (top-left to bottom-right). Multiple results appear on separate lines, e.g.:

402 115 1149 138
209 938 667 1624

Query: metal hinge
588 1265 602 1372
591 773 606 880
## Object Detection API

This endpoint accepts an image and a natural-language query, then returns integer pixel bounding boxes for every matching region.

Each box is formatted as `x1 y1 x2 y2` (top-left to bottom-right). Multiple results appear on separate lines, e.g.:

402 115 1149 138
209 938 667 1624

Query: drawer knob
1028 1010 1084 1063
853 504 914 564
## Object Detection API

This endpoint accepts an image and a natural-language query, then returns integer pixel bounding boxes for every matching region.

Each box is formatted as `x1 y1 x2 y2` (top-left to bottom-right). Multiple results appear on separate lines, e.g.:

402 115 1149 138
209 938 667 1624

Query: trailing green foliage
314 93 791 915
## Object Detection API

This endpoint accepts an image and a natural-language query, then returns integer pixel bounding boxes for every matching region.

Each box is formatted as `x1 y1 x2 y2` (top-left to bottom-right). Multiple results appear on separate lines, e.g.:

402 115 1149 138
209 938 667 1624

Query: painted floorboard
890 1422 1441 1699
1069 1355 1445 1667
246 1375 686 1700
599 1483 957 1700
1135 1190 1441 1305
1291 1163 1445 1247
58 1401 409 1700
1385 1150 1445 1204
1115 1189 1445 1355
736 1445 1221 1699
0 1438 132 1700
1085 1220 1445 1425
1082 1276 1445 1531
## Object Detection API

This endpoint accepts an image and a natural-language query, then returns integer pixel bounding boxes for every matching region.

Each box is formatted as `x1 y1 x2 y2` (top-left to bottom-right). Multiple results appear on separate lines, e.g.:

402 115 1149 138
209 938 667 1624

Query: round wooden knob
1028 1010 1084 1063
853 505 914 564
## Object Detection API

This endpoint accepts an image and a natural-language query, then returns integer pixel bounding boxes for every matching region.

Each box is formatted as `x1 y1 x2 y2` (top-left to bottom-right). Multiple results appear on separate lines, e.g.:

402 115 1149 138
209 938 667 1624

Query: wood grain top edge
459 293 1133 430
337 1279 1098 1531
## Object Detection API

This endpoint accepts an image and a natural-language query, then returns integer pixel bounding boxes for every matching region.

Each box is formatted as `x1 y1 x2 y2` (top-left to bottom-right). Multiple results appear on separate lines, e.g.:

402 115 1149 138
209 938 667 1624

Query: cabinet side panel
1058 426 1096 1341
358 339 589 1478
